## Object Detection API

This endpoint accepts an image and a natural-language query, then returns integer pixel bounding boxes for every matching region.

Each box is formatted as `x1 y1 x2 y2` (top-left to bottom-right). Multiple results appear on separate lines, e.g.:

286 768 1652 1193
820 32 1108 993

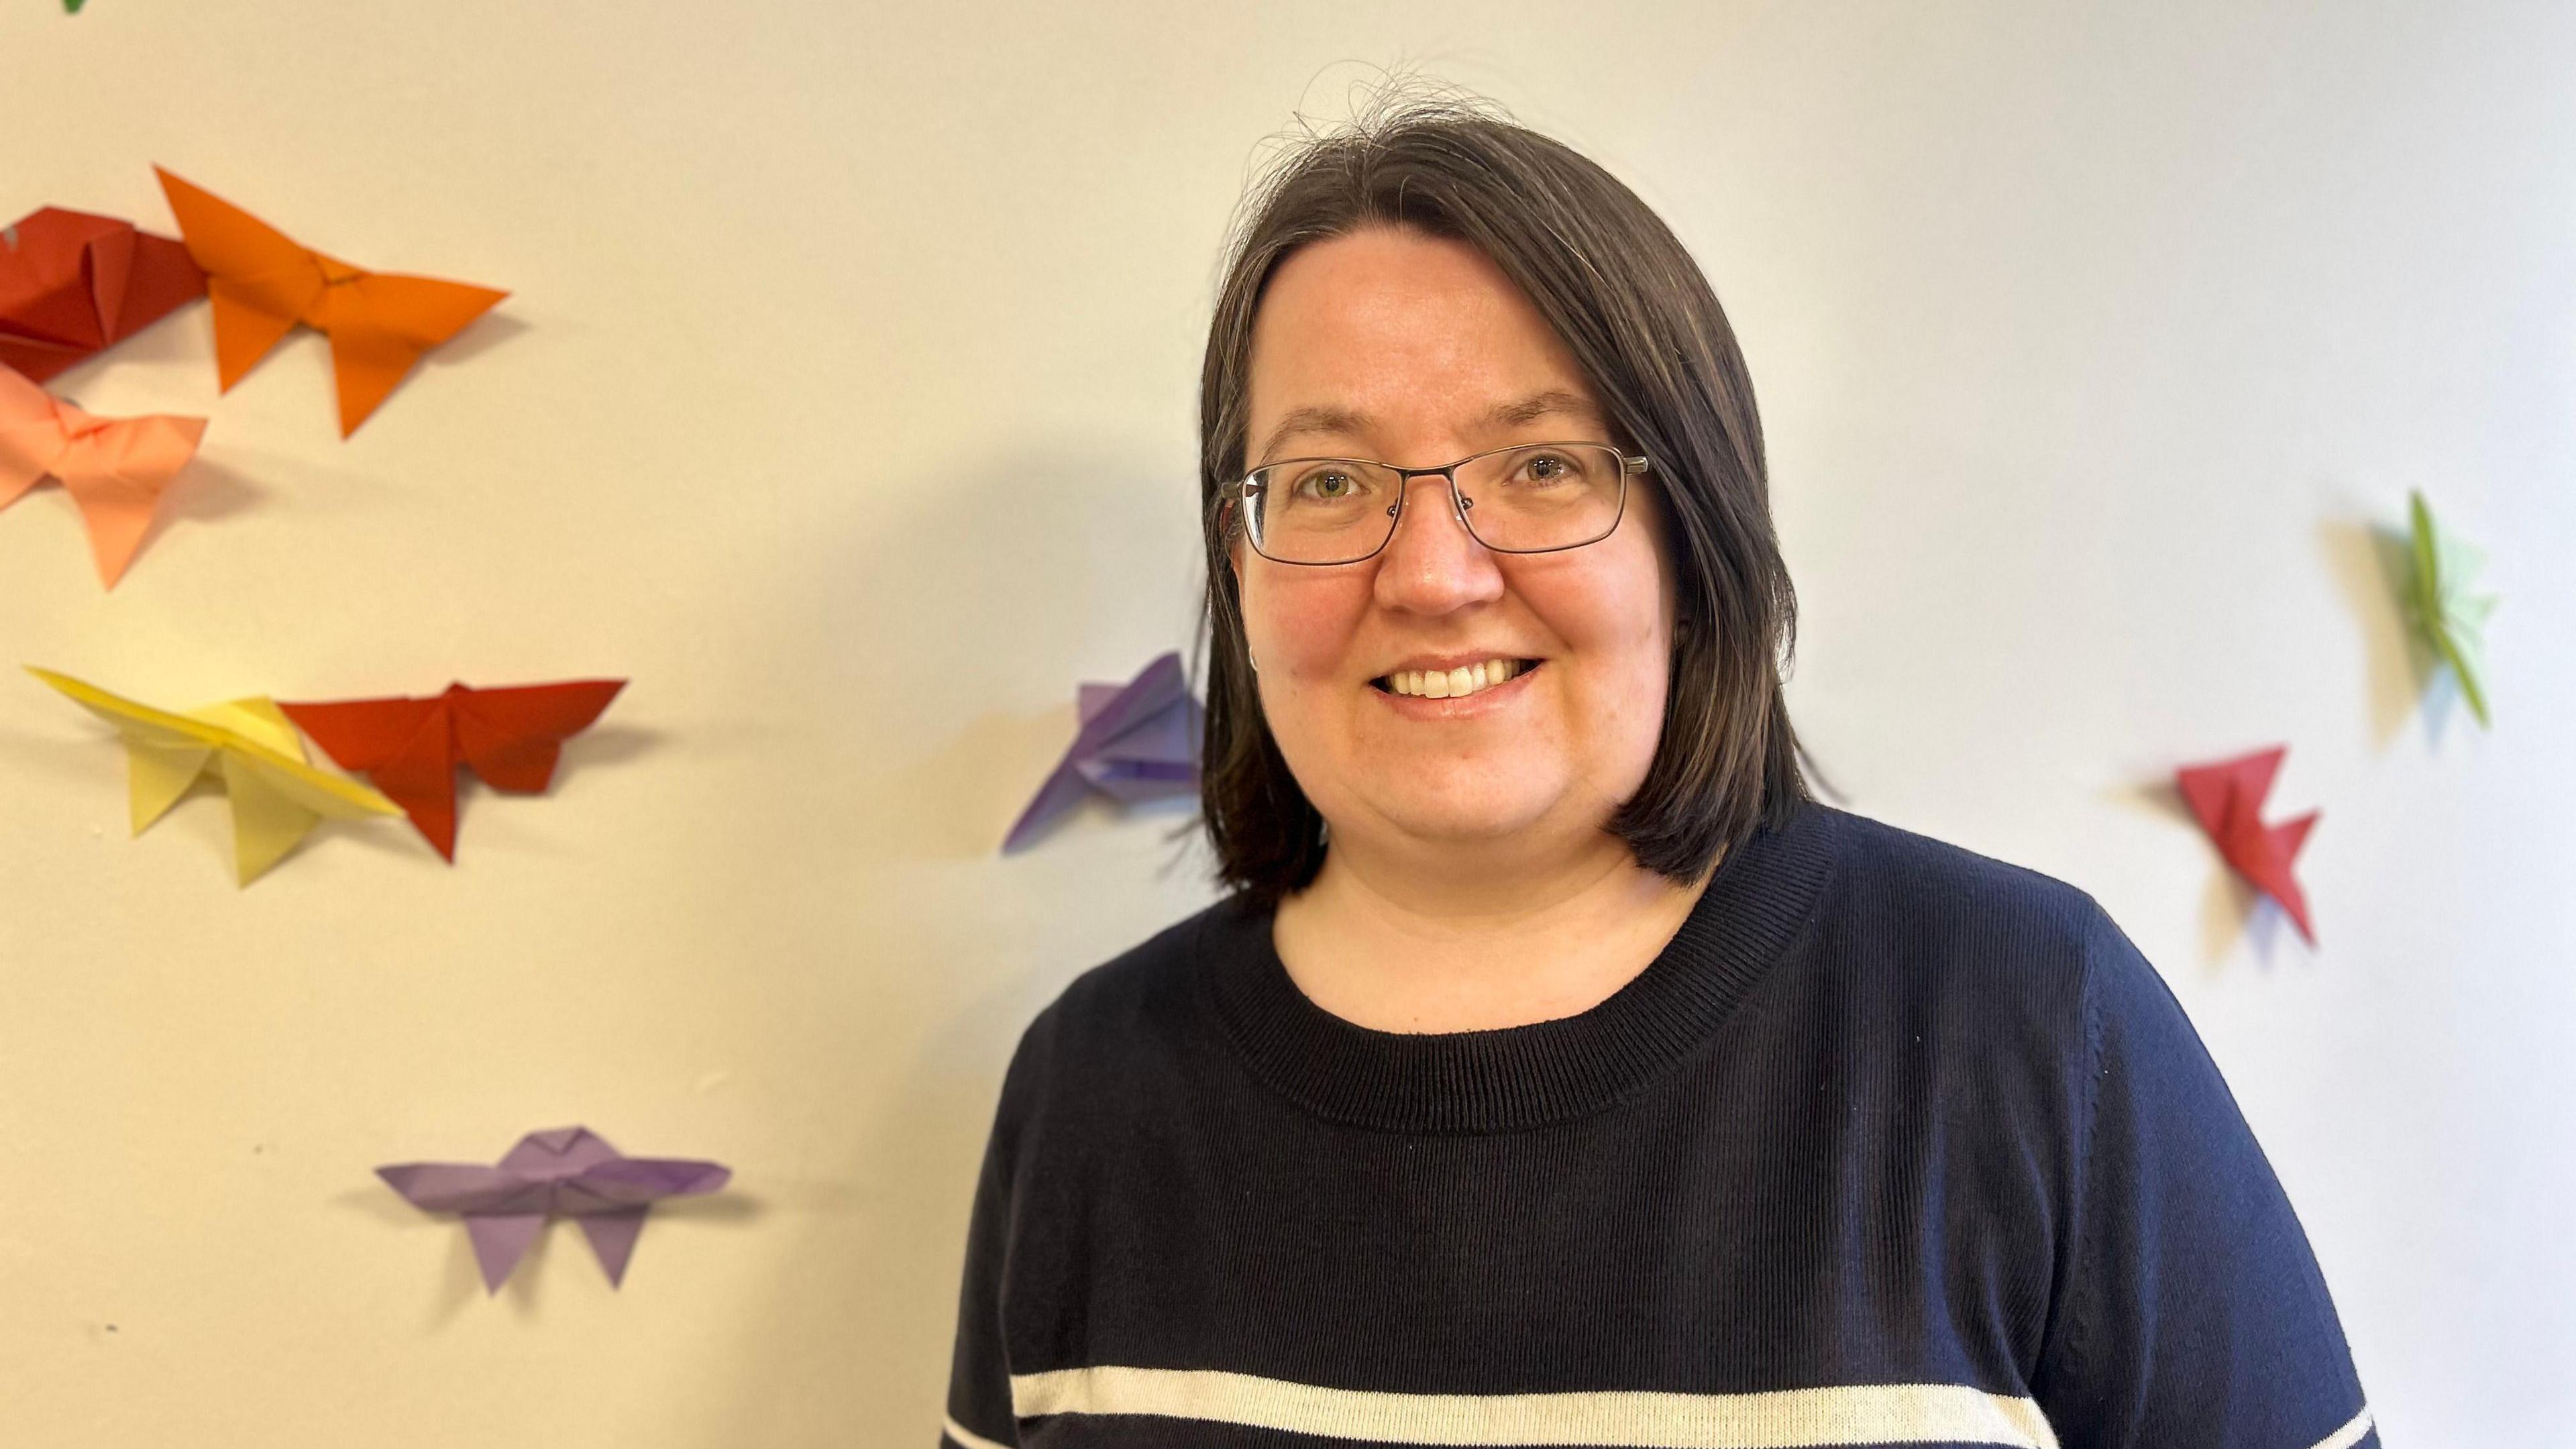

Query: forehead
1246 227 1601 453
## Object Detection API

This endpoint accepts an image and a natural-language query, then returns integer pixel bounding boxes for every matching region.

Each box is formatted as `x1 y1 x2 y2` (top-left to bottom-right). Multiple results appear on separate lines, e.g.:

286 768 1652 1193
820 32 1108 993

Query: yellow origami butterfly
30 667 400 885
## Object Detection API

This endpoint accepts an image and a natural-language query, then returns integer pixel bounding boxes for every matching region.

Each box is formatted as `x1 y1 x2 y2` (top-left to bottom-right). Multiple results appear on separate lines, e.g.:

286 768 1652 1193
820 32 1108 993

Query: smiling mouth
1368 659 1541 700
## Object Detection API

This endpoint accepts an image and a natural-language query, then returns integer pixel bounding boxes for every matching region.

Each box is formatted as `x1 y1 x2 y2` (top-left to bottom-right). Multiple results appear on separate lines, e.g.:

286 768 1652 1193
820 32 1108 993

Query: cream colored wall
3 3 2568 1444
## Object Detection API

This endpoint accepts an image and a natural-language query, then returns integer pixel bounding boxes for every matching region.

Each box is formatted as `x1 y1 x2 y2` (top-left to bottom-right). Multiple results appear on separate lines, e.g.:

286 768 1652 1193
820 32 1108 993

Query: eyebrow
1254 388 1606 464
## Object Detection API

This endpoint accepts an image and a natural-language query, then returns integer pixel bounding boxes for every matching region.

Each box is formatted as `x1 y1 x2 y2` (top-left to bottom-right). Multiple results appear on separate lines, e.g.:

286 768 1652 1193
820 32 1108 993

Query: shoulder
1818 806 2109 945
994 896 1240 1115
1799 806 2148 1072
1811 806 2125 974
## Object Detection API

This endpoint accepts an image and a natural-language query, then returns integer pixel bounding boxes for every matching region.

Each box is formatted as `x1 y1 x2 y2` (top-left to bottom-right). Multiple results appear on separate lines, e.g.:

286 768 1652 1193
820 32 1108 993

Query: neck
1273 819 1718 1034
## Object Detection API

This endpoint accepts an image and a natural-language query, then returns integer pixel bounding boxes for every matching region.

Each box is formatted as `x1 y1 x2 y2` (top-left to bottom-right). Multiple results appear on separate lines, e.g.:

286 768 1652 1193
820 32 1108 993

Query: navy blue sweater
940 804 2377 1448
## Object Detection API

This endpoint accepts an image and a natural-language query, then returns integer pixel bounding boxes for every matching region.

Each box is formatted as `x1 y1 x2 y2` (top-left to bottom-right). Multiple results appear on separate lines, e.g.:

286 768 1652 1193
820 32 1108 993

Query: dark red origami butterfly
278 680 625 861
1 207 207 382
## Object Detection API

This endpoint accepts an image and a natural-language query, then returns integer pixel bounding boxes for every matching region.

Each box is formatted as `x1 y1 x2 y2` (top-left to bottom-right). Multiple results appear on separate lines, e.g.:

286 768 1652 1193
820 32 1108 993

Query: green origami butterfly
2402 490 2497 728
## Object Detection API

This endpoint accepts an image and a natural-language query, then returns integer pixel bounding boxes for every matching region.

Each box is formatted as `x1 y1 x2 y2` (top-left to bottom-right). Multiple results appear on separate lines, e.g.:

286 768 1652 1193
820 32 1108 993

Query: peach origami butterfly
0 365 205 586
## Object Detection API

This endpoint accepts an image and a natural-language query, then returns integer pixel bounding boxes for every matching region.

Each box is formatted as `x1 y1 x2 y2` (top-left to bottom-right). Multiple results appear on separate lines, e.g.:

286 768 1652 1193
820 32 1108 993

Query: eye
1515 451 1582 486
1294 466 1364 501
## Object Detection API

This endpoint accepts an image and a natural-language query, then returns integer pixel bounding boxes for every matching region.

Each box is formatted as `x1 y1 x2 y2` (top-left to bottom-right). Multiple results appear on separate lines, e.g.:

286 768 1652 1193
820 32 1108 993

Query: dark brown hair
1198 95 1807 902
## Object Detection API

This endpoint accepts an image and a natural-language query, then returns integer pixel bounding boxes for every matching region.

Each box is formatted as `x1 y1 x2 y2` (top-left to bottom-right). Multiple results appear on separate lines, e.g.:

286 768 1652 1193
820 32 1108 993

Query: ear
1223 502 1249 590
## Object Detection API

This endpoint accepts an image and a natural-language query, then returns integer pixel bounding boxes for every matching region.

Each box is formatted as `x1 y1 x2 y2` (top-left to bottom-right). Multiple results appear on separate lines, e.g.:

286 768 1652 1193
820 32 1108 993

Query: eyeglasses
1229 441 1652 566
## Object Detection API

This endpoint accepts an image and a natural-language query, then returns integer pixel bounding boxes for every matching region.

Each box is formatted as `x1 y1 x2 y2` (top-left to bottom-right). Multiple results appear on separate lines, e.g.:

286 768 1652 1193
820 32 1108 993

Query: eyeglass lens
1246 443 1626 565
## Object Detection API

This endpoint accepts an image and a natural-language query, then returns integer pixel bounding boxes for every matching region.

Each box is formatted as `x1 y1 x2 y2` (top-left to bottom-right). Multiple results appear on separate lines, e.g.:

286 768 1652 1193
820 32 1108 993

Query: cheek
1519 549 1673 742
1242 562 1372 676
1517 535 1670 659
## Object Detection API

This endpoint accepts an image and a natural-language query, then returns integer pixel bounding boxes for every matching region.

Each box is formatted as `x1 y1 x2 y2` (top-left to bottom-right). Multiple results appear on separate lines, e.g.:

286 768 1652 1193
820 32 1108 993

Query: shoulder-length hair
1197 97 1807 904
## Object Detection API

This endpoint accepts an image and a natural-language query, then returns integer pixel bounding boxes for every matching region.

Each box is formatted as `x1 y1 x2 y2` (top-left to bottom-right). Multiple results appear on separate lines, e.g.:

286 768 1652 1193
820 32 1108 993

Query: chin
1366 786 1563 844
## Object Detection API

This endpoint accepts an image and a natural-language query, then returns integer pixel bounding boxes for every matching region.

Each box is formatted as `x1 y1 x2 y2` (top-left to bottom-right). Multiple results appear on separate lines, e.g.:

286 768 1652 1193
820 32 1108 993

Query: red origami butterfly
278 680 625 861
2176 745 2320 945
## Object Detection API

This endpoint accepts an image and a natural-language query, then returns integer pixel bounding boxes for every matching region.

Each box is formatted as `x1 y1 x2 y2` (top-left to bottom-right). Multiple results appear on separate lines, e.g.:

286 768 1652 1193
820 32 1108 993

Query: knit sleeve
938 1012 1052 1449
2031 906 2378 1449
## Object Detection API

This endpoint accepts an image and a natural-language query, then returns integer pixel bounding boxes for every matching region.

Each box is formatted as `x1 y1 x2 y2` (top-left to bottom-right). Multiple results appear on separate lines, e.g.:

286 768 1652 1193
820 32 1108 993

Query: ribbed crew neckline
1199 803 1842 1134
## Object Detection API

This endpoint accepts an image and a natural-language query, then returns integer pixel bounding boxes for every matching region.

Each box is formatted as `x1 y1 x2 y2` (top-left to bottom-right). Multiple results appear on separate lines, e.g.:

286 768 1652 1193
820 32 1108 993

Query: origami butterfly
28 667 400 885
2176 745 2319 945
154 168 507 437
2401 490 2496 728
277 680 625 860
0 207 205 383
376 1127 731 1293
0 365 206 586
1003 651 1203 852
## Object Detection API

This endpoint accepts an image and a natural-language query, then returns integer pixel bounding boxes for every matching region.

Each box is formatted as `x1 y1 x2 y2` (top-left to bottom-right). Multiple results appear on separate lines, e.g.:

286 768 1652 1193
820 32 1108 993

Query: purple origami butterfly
376 1126 729 1293
1002 650 1203 852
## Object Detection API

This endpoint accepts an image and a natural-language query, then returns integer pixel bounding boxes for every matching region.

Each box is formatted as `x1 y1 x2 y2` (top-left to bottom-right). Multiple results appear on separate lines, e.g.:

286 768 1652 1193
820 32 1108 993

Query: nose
1372 473 1505 616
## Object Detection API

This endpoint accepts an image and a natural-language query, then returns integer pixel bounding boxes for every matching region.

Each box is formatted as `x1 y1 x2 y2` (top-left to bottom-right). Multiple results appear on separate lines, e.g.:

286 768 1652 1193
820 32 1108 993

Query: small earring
1247 647 1258 672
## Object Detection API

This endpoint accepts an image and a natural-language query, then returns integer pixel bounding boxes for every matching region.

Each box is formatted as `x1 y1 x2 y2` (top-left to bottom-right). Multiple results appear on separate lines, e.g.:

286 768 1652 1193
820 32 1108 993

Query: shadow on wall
2314 515 2479 751
331 1181 768 1330
667 962 1059 1446
2098 775 2316 975
611 443 1216 1439
2074 509 2487 979
766 441 1210 866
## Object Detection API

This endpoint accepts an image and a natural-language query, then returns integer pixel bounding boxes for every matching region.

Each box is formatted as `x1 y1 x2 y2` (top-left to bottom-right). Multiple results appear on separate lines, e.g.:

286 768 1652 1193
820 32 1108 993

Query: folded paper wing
2176 745 2319 945
1075 676 1202 801
278 680 626 860
377 1127 730 1292
0 207 206 382
2404 490 2497 728
154 168 506 437
1003 651 1203 851
27 667 399 885
373 1164 547 1213
0 365 206 586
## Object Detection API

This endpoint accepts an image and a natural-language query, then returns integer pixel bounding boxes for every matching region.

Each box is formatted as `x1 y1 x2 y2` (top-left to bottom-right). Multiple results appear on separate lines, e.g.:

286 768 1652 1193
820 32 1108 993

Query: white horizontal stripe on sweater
1008 1366 2061 1448
941 1413 1012 1449
2312 1406 2375 1449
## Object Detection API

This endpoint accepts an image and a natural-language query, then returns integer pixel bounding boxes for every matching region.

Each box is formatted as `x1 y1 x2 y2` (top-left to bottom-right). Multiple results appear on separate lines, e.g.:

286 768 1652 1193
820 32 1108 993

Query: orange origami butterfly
0 364 206 586
278 680 625 860
154 168 507 437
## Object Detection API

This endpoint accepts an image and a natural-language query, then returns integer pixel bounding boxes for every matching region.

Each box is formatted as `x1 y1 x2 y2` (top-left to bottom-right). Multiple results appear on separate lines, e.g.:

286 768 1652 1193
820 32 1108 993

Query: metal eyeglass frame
1228 441 1654 566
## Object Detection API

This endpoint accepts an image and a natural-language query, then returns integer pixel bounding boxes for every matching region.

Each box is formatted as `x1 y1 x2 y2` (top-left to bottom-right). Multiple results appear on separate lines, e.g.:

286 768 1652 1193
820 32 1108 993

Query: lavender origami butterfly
1002 650 1203 852
376 1126 729 1292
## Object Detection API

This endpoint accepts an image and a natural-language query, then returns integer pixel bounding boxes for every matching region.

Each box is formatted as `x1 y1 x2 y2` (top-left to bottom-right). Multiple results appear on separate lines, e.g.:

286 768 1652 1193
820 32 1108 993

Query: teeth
1387 658 1523 699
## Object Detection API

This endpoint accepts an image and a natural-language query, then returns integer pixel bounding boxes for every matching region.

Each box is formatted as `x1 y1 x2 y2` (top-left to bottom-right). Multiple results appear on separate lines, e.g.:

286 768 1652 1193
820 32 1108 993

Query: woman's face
1235 225 1676 857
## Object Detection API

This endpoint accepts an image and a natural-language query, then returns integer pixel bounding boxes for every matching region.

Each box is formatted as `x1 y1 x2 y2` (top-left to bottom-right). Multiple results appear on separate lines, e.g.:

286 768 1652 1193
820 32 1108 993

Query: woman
941 101 2377 1449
